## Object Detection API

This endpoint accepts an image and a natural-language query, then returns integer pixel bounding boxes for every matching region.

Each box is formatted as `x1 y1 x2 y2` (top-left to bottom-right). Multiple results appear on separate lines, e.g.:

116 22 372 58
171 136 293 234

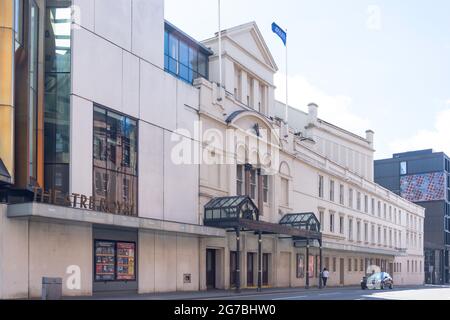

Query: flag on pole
272 22 287 46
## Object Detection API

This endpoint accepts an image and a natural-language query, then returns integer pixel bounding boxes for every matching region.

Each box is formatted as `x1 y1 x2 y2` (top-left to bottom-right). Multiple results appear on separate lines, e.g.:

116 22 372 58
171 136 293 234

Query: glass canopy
279 213 320 233
204 196 259 222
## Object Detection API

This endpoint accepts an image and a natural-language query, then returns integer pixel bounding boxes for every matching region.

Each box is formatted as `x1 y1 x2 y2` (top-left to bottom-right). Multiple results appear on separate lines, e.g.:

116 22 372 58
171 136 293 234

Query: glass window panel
164 30 169 55
198 53 207 77
168 57 178 75
168 33 179 60
179 64 189 82
189 47 198 70
93 108 107 168
179 40 189 66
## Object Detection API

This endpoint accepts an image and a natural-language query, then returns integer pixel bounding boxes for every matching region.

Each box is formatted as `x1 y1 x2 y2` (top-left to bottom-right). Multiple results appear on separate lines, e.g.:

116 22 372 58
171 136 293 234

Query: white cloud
389 108 450 155
274 73 371 136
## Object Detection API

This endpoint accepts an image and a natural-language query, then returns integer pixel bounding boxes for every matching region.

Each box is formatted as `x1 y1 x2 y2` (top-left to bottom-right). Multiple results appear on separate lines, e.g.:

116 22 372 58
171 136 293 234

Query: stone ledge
7 202 226 238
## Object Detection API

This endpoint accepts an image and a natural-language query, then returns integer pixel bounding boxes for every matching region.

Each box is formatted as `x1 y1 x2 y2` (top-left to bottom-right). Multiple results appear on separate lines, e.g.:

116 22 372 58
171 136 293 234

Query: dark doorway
263 253 270 286
340 258 345 285
247 253 255 287
230 251 237 288
206 249 216 290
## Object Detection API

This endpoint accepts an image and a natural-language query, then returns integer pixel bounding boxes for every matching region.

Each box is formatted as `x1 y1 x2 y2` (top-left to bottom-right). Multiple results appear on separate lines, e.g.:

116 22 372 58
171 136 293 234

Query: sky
165 0 450 160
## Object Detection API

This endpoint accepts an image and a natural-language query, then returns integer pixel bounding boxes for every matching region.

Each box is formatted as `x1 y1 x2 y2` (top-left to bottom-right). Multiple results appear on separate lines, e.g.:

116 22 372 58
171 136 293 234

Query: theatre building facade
0 0 424 298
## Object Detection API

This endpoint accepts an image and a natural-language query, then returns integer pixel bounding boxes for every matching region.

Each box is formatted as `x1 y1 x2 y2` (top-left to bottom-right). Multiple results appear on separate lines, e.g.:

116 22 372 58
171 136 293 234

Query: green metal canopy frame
204 196 323 292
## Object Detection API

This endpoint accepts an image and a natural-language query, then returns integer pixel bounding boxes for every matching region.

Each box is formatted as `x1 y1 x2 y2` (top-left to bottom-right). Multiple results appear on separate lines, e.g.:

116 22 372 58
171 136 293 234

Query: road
203 285 450 300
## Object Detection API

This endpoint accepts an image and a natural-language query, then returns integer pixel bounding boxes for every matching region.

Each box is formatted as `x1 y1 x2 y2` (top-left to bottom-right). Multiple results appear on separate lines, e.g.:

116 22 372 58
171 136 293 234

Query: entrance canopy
204 196 323 292
204 196 321 241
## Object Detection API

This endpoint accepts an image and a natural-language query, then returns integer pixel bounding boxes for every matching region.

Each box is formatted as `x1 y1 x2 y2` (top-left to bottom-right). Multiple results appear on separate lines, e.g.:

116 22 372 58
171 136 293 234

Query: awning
204 196 323 291
204 196 321 241
0 158 11 185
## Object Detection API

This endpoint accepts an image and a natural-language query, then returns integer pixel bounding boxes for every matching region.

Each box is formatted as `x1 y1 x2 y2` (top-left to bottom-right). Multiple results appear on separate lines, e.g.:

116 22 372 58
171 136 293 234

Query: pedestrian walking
322 268 330 287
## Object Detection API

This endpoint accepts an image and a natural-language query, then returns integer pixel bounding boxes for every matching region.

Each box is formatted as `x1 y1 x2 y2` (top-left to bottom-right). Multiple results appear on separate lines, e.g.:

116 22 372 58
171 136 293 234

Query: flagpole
285 28 288 125
218 0 223 101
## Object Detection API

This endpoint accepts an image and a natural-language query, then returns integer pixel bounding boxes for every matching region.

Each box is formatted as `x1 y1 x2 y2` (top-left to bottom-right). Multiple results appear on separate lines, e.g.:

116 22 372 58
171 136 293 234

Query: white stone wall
0 205 93 299
138 231 200 293
71 0 200 224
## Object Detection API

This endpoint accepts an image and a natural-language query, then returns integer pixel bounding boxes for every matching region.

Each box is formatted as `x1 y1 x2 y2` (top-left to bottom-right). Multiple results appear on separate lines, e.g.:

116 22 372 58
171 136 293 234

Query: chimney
366 130 375 148
308 103 318 125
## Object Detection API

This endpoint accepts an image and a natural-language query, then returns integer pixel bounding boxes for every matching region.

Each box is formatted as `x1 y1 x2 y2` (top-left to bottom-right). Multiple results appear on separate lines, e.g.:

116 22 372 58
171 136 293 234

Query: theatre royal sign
32 187 136 217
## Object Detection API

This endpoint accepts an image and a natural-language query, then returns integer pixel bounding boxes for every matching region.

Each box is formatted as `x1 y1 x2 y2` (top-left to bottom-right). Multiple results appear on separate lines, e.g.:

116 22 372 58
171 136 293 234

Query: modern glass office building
375 150 450 284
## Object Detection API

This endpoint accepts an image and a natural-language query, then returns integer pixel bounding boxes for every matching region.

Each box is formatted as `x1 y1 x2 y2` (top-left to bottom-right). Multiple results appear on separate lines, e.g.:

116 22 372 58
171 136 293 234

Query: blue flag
272 22 287 46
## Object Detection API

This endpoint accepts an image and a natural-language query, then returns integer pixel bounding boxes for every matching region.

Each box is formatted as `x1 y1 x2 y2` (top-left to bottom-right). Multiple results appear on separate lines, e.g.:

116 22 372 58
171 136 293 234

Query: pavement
66 284 450 300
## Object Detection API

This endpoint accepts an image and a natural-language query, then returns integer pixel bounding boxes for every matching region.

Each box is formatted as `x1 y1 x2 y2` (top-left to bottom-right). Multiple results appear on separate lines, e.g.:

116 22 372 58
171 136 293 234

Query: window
234 67 242 101
357 221 361 242
164 26 209 84
349 188 354 208
93 106 138 216
263 176 269 203
237 165 244 195
296 254 305 279
357 192 361 211
384 203 387 220
354 259 358 272
333 257 337 272
360 259 364 272
364 223 369 242
339 184 345 205
389 229 392 247
259 84 267 113
319 211 324 231
394 231 398 248
378 201 381 217
329 213 335 233
384 228 387 246
95 240 136 282
348 259 352 272
378 227 381 245
371 198 375 215
250 170 257 200
371 224 375 244
281 177 289 207
348 218 353 240
339 216 344 234
44 4 72 194
318 175 324 198
325 257 330 270
14 0 23 49
330 180 335 202
364 195 368 213
389 206 392 221
400 161 407 175
247 76 254 108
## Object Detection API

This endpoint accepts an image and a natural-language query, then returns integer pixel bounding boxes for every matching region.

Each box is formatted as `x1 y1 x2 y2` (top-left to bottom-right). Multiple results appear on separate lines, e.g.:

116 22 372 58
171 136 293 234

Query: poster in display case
116 242 136 281
95 241 116 281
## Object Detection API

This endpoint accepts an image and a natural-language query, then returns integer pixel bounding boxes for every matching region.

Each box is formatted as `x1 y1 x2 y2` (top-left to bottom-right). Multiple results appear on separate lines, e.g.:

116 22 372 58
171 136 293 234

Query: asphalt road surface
204 285 450 300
